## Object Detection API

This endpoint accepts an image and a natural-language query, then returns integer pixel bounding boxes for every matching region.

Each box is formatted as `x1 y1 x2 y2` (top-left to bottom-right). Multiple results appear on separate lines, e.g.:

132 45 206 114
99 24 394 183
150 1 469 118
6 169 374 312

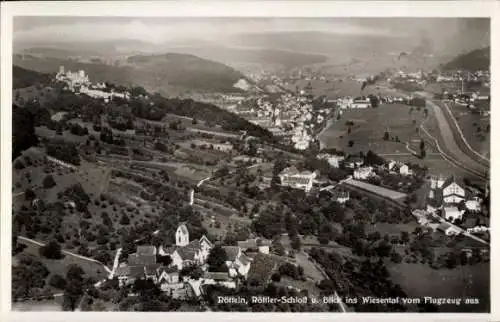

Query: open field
343 178 407 201
284 79 408 100
12 300 63 311
372 222 420 237
387 262 490 312
35 126 88 144
293 252 326 281
319 103 425 154
16 238 109 280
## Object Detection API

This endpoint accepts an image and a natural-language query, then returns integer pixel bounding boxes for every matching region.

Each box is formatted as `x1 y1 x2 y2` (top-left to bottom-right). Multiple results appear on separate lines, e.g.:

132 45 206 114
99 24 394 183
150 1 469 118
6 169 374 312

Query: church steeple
175 223 189 246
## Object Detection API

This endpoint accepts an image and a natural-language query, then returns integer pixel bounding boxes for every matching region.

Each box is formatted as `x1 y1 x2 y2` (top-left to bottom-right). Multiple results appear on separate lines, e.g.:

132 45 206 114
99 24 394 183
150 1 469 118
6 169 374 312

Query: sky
13 17 488 43
13 17 490 57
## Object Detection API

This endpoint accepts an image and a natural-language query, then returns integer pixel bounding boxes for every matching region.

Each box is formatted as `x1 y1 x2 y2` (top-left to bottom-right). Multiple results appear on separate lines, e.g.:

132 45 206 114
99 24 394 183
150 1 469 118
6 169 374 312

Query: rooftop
222 246 241 262
204 271 231 281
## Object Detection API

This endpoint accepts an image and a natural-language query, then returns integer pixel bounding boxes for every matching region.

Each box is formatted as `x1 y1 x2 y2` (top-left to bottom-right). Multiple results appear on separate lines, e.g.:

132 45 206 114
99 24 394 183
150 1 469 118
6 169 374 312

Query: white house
443 206 465 222
353 166 374 180
237 238 271 254
387 160 397 171
158 224 213 270
345 157 364 169
399 164 413 176
317 154 345 168
442 180 465 204
336 97 354 109
466 197 482 212
279 166 318 192
332 189 350 204
158 266 180 284
351 97 371 109
202 272 237 289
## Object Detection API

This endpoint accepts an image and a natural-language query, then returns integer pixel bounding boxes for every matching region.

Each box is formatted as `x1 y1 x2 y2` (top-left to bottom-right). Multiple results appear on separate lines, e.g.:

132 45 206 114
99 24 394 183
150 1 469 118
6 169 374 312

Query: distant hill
441 47 490 71
126 53 248 93
13 52 248 95
12 65 274 142
13 65 52 89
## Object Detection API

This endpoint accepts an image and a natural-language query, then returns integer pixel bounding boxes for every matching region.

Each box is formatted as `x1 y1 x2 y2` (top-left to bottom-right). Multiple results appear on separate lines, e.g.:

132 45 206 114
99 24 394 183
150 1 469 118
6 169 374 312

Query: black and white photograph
2 0 496 317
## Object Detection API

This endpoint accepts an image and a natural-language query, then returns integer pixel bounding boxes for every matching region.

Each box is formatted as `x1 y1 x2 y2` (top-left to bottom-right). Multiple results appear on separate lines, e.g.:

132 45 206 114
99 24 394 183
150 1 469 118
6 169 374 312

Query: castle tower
175 224 189 247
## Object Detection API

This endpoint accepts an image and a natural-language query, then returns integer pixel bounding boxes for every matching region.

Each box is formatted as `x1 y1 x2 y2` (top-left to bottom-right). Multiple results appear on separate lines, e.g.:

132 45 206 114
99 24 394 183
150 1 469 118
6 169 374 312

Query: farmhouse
278 166 318 192
158 224 213 270
158 266 180 285
466 197 482 212
317 153 345 168
222 246 252 278
353 166 374 180
202 272 237 289
428 176 465 205
345 156 364 169
114 245 160 286
331 189 350 204
443 206 465 222
351 96 371 109
237 238 271 254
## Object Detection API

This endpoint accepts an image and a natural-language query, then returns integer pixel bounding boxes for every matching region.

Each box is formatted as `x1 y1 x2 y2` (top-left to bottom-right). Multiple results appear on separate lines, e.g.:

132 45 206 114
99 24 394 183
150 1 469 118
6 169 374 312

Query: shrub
49 274 67 289
119 214 130 225
39 240 64 259
42 175 56 189
14 159 25 170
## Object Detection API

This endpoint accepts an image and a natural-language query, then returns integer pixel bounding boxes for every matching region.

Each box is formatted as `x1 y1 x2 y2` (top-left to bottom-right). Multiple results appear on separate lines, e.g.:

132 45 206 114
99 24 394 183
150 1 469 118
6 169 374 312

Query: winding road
423 100 489 179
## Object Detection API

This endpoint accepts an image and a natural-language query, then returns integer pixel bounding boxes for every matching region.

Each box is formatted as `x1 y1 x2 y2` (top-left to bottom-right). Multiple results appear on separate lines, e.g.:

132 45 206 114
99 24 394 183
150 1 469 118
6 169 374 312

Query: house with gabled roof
202 271 236 289
158 266 180 285
278 166 318 192
114 244 161 286
427 176 473 220
222 246 252 278
237 238 271 254
331 189 350 204
158 224 213 270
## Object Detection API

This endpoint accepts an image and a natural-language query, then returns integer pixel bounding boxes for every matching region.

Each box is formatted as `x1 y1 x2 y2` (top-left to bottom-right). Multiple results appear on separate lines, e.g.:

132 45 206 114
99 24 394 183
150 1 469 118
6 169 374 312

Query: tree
291 235 302 251
271 272 281 282
156 255 172 266
119 213 130 225
13 105 39 159
390 251 402 263
63 264 86 311
419 140 426 158
39 240 64 259
207 245 228 272
189 266 204 280
49 274 67 289
400 231 410 244
24 188 36 200
383 131 389 141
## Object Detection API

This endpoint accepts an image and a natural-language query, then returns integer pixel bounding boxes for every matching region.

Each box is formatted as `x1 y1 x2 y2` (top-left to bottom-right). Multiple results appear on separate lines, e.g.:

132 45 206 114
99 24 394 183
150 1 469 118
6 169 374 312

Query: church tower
175 224 189 246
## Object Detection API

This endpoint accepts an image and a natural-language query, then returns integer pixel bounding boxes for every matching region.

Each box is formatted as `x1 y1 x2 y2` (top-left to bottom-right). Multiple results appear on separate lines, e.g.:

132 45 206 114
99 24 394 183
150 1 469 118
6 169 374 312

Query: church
158 224 213 270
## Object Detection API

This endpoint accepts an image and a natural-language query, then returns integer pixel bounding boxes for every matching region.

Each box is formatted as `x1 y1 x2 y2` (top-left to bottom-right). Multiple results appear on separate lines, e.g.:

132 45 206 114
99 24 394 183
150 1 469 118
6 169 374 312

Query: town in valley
11 17 490 312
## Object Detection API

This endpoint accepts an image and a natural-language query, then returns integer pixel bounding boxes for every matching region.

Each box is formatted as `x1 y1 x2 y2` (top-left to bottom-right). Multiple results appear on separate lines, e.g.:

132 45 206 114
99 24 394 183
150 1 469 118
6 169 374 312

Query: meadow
319 103 425 155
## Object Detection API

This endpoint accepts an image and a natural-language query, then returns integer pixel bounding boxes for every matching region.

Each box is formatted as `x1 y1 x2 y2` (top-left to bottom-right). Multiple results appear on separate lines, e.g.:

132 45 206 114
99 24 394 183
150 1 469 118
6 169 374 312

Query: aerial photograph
11 17 490 312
